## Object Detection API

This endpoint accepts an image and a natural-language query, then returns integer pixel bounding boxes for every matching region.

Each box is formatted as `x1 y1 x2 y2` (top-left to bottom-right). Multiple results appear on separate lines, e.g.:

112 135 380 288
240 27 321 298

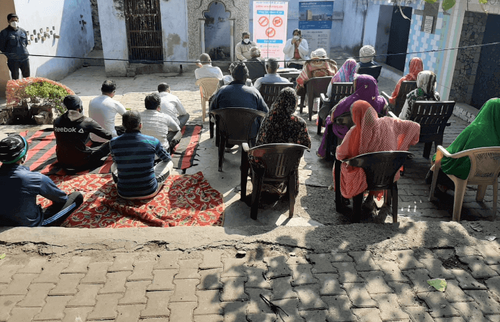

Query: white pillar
199 19 205 54
230 19 235 62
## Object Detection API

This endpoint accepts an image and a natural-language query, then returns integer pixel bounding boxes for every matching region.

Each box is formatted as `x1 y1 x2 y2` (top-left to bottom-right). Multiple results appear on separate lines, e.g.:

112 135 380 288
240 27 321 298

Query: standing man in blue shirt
0 135 83 227
0 13 30 79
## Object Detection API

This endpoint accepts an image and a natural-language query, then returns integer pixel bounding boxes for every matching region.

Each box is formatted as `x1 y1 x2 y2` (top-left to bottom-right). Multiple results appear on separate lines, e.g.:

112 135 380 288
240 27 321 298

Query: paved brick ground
1 246 500 321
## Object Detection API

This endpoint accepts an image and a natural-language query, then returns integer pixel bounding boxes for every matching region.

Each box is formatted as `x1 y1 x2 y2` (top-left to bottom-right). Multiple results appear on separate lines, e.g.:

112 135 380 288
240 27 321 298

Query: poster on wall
253 1 288 66
299 1 333 30
299 1 333 53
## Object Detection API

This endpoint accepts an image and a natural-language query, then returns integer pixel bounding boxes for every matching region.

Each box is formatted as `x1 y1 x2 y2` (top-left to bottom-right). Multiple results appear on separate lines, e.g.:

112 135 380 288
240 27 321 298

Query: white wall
339 0 365 50
96 0 128 76
160 0 188 69
13 0 94 80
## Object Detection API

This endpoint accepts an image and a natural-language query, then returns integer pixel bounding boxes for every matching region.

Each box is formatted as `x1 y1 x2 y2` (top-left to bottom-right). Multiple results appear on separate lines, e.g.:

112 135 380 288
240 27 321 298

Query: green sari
434 98 500 180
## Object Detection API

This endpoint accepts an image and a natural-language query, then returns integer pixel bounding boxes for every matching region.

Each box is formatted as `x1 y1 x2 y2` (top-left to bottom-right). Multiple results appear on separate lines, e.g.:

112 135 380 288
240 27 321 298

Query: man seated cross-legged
109 110 173 199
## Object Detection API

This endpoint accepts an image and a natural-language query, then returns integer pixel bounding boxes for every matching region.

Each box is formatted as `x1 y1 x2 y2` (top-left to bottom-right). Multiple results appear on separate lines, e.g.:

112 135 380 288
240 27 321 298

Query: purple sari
318 74 387 158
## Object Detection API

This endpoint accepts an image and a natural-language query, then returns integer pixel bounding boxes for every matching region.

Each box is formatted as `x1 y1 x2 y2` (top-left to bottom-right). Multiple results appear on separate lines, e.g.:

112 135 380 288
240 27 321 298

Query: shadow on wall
35 0 93 81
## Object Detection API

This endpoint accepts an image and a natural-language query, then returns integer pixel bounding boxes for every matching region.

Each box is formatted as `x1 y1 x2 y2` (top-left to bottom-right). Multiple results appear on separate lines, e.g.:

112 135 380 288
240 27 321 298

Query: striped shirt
109 131 171 198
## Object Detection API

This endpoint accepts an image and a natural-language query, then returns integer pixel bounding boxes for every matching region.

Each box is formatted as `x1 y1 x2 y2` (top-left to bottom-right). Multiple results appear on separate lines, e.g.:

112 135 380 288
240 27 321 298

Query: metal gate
386 6 412 72
124 0 163 63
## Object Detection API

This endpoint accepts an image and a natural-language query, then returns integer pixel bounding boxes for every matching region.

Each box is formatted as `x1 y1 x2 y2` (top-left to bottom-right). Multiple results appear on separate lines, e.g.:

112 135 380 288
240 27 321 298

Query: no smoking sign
258 16 269 27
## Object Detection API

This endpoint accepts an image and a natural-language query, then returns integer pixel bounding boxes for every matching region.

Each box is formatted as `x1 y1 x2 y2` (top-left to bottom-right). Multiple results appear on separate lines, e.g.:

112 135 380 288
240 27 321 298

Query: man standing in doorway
0 13 30 79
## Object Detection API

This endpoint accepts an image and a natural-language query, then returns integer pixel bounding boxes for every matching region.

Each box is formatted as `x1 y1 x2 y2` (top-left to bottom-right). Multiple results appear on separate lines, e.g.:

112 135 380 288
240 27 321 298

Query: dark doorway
124 0 164 63
471 13 500 109
204 2 230 61
386 6 412 72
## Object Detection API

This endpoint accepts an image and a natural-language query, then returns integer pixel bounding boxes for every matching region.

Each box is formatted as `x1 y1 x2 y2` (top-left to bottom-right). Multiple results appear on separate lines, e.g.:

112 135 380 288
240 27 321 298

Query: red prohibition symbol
266 27 276 38
258 16 269 27
273 16 283 27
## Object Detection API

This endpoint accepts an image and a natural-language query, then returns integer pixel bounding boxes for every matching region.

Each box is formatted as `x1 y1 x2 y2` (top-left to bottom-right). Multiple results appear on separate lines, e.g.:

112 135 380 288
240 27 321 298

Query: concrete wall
96 0 128 76
0 0 94 96
159 0 188 67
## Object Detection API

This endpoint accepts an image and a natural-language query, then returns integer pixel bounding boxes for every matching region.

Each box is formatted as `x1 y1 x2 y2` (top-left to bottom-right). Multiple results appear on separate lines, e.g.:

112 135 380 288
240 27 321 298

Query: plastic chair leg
250 171 265 220
288 172 297 218
429 164 440 201
308 94 314 121
352 193 363 223
476 184 487 202
392 184 398 223
423 142 432 159
201 99 206 122
209 119 214 139
452 178 467 221
218 136 225 172
240 149 249 201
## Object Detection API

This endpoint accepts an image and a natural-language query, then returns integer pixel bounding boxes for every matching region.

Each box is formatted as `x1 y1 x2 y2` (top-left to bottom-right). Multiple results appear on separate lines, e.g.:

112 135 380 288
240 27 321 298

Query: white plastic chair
429 145 500 221
195 78 220 122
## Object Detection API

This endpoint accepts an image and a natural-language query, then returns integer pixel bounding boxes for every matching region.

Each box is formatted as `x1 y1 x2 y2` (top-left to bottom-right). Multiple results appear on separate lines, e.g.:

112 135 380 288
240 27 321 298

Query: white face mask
243 39 250 44
293 35 300 40
9 21 18 29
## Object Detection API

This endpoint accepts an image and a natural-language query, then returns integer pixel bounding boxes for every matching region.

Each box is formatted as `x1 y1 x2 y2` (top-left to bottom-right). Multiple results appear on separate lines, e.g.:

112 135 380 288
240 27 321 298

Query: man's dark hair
145 93 161 110
242 31 250 38
266 58 279 73
157 83 170 92
7 13 18 22
101 80 116 94
231 63 249 82
122 110 141 132
293 29 302 36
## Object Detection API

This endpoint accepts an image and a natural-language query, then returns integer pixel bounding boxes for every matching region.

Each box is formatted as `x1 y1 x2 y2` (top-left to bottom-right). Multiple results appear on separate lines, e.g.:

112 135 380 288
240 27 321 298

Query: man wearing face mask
283 29 309 70
0 13 30 79
235 32 256 61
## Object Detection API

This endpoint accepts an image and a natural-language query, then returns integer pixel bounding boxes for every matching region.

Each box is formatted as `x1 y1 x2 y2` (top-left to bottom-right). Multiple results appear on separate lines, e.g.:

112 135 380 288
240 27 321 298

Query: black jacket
53 111 112 168
0 26 29 61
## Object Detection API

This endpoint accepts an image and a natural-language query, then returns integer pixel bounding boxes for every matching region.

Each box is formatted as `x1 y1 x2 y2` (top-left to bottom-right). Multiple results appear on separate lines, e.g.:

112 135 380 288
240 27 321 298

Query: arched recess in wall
202 1 231 61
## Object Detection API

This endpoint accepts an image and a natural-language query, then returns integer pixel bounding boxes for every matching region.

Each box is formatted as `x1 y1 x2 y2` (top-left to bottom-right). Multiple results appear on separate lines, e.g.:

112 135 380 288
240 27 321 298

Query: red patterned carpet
38 172 224 228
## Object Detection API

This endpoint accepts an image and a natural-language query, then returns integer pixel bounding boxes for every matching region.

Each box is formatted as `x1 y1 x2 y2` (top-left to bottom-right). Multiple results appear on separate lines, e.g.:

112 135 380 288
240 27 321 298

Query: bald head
199 53 211 65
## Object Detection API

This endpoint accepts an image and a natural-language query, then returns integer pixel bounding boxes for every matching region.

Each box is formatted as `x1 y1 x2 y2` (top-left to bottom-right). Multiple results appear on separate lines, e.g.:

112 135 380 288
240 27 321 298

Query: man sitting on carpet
110 110 173 199
54 95 113 171
141 93 181 154
0 134 84 227
158 83 190 129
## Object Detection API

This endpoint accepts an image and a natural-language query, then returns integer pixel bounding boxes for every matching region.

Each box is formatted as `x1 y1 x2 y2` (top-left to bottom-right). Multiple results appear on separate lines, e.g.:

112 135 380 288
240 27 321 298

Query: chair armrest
242 143 250 152
388 111 399 119
381 91 390 102
320 93 329 103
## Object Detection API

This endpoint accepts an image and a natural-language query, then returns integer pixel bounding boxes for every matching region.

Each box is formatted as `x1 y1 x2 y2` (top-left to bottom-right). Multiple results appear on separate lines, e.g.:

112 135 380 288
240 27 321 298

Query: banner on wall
298 1 333 53
253 1 288 66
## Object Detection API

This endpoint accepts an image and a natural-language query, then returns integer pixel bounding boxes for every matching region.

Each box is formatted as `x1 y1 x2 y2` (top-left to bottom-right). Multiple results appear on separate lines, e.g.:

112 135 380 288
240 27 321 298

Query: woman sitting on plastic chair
388 57 423 106
317 74 387 158
335 100 420 221
326 58 357 99
426 98 500 192
249 87 311 203
399 70 440 120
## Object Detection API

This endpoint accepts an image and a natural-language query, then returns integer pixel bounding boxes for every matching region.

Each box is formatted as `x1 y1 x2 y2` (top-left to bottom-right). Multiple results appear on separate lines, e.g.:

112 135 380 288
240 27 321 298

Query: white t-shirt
158 92 188 125
140 110 181 150
195 64 223 80
89 95 127 142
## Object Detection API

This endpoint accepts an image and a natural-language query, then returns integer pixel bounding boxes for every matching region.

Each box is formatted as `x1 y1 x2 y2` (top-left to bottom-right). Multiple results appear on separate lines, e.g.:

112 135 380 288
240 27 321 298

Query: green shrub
24 81 70 114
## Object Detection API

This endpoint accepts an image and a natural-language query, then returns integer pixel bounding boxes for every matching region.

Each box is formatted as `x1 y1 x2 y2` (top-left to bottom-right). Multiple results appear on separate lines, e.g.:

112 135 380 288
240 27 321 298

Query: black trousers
8 59 30 79
41 192 84 226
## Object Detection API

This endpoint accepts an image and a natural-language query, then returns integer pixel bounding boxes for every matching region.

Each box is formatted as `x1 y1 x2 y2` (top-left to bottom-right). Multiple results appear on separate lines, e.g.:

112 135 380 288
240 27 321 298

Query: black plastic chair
299 76 333 121
335 151 413 223
381 81 417 116
357 65 382 81
317 82 354 134
241 143 308 220
210 108 267 172
258 83 294 108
